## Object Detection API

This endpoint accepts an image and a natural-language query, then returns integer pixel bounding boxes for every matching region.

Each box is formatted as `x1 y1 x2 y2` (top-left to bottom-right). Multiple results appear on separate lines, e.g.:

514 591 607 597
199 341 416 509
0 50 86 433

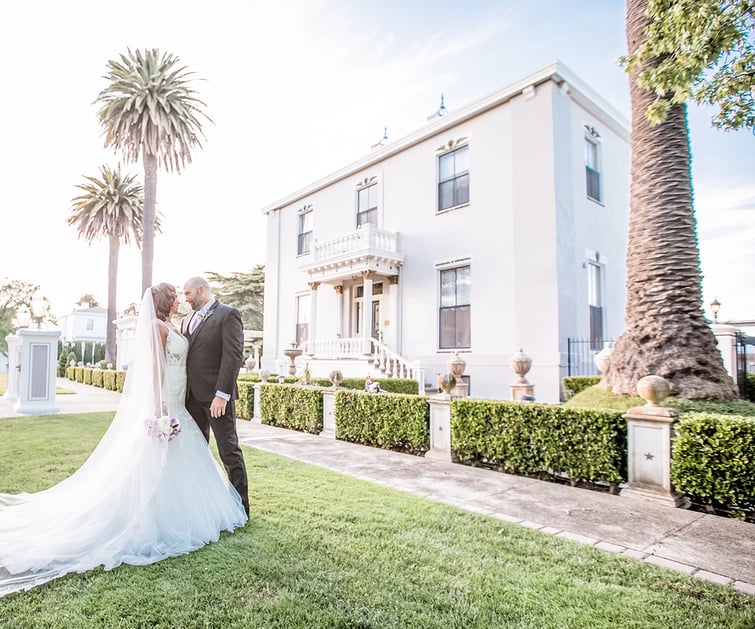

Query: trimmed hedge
451 399 626 488
91 370 104 388
334 389 429 455
237 381 255 419
671 413 755 513
259 384 323 434
562 376 601 399
237 373 419 394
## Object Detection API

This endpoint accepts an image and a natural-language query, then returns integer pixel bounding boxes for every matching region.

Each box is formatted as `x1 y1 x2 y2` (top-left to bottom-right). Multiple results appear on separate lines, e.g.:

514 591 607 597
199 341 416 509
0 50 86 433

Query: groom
182 276 249 516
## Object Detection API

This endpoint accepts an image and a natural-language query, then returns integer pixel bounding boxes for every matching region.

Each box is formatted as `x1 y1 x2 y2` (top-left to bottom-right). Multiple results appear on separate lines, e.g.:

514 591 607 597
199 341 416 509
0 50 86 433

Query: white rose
158 415 172 433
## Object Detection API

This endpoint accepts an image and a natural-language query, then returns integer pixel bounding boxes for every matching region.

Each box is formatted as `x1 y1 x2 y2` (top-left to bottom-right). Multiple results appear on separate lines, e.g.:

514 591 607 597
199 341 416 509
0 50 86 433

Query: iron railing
567 338 614 377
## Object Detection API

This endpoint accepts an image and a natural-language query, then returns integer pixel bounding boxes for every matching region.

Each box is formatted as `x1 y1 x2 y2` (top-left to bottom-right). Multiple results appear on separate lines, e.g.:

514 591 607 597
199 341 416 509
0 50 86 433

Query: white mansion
260 61 630 403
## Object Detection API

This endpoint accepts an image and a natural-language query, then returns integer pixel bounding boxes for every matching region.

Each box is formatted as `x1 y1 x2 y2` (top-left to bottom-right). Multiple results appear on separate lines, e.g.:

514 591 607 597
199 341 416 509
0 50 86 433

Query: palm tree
95 48 211 294
603 0 737 399
67 164 145 363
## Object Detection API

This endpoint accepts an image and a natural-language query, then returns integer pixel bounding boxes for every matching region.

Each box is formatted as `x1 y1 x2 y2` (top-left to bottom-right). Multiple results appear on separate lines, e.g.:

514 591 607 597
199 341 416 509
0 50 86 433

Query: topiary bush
91 370 104 388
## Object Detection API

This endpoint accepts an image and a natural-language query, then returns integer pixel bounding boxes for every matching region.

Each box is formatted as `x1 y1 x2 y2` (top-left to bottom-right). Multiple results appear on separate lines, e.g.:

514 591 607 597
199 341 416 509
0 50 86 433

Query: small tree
207 265 265 330
0 279 38 354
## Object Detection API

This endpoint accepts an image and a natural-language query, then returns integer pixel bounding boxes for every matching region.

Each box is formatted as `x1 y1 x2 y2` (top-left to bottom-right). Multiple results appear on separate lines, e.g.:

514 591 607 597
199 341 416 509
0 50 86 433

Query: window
86 318 94 331
438 145 469 211
587 261 603 350
439 266 471 349
356 183 378 227
584 137 601 202
298 210 313 255
296 294 310 345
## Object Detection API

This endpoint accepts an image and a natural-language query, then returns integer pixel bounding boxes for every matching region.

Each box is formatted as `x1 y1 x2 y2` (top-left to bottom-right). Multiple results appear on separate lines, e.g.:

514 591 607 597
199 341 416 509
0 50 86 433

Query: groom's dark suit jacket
185 302 244 404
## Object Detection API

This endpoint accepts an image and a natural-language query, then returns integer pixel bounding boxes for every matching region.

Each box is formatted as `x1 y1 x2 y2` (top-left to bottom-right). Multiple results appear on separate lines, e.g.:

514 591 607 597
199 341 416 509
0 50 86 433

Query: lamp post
15 304 31 329
710 297 721 324
30 292 50 329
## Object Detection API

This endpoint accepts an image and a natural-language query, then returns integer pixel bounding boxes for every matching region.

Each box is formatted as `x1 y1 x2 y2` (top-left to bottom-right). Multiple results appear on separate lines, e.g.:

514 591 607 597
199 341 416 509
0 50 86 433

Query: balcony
299 223 405 282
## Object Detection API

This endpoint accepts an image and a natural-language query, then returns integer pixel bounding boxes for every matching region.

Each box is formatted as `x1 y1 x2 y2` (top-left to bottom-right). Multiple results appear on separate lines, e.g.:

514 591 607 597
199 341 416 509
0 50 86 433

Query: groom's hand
210 396 228 418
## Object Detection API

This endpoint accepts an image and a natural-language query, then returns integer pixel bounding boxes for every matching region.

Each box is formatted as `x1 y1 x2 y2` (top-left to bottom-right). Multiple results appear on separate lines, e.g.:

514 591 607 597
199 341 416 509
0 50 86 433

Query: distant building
260 61 630 403
58 305 108 345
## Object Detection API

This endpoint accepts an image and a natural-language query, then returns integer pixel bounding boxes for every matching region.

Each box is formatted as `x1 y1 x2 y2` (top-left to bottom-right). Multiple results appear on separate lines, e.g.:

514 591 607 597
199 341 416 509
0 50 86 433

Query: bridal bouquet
145 415 181 444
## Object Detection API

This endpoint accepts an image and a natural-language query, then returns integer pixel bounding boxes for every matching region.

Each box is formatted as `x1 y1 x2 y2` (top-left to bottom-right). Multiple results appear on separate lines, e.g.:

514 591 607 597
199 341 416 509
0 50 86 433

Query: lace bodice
165 329 188 408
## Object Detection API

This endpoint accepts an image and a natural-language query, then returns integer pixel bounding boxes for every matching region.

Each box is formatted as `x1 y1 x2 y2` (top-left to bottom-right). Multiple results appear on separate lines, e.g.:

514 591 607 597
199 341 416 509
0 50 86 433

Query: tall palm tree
67 164 145 363
95 48 211 293
604 0 737 399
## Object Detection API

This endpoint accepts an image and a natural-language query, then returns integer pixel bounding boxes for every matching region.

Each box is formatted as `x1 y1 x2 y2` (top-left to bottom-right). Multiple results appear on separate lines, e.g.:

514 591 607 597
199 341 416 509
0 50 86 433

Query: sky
1 0 753 323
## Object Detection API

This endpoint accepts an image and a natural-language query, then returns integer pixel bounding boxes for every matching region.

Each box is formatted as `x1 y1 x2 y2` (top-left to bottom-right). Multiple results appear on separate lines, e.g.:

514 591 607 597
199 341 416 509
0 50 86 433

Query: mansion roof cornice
261 60 630 215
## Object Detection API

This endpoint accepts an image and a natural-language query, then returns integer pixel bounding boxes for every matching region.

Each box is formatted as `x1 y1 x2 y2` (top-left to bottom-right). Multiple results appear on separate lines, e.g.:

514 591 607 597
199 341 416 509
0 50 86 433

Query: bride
0 283 247 597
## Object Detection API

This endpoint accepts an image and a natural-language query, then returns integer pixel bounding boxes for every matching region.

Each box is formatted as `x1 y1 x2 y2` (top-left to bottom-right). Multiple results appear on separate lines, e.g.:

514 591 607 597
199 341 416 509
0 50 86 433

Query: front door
371 300 380 341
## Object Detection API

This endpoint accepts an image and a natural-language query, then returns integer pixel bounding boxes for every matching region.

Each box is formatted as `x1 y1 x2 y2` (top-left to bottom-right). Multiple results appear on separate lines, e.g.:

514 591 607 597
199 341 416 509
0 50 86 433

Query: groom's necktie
189 312 201 334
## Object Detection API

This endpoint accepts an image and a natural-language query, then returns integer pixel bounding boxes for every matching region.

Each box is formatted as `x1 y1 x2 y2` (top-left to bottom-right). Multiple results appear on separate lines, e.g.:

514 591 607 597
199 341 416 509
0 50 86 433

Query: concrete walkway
1 380 753 595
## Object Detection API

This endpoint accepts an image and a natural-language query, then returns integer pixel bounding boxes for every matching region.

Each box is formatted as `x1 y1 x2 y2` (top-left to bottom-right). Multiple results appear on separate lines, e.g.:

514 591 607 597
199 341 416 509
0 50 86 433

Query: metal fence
735 331 753 399
567 338 614 377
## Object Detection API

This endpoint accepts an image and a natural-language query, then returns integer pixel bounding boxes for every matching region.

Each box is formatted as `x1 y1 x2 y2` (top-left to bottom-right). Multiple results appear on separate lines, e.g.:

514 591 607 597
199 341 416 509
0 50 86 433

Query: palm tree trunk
603 0 737 399
142 152 158 294
106 234 119 364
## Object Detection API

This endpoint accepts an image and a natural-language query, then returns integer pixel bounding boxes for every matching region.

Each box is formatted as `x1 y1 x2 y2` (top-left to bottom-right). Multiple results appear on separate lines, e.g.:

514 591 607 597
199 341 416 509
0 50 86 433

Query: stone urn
328 369 343 388
594 342 613 375
636 375 670 406
510 348 532 384
446 352 467 378
283 342 303 376
259 369 270 383
437 372 456 395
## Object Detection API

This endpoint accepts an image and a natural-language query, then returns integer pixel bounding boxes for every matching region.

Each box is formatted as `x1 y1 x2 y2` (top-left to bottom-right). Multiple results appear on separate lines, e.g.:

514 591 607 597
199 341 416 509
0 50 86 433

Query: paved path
1 380 753 595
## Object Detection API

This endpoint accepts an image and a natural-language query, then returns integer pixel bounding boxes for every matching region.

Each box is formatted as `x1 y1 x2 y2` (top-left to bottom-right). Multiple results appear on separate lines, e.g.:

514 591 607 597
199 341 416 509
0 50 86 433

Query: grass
565 385 755 417
1 413 754 628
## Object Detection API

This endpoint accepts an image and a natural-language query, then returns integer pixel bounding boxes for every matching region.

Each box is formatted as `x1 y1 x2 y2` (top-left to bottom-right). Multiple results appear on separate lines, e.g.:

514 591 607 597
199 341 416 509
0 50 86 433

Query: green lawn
0 413 753 628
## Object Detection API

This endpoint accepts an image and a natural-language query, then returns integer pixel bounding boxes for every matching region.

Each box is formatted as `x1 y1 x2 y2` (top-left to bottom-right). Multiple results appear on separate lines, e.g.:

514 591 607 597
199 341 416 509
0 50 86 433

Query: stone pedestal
15 328 61 415
114 315 137 371
252 383 262 423
621 376 689 508
425 395 452 461
4 333 21 401
321 390 336 438
711 324 738 385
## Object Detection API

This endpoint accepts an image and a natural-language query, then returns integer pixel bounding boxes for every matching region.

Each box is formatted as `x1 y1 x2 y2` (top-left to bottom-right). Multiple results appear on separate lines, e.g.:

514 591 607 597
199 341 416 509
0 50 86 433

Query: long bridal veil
0 288 244 597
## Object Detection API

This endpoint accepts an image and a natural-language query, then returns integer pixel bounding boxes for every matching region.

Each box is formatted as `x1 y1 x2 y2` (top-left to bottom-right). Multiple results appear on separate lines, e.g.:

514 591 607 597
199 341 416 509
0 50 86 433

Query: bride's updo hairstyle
151 283 176 321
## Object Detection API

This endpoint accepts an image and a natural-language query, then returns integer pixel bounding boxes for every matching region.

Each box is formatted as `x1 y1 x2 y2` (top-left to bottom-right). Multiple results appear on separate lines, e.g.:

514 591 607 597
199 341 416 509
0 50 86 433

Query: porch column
388 274 399 351
307 281 319 347
711 323 738 384
333 285 344 338
361 272 373 354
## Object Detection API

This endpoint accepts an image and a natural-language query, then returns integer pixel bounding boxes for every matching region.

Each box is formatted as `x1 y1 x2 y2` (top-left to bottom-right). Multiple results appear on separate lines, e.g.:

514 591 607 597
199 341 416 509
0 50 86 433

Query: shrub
334 389 429 455
745 373 755 403
74 367 85 383
237 382 255 419
451 399 626 488
83 368 93 385
103 370 117 391
115 370 126 392
91 370 104 388
259 384 323 433
671 413 755 515
562 376 601 399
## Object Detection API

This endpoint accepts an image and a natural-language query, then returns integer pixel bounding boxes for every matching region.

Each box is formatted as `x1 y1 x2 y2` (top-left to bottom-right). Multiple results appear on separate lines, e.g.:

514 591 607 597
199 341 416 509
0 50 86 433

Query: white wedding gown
0 329 247 598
